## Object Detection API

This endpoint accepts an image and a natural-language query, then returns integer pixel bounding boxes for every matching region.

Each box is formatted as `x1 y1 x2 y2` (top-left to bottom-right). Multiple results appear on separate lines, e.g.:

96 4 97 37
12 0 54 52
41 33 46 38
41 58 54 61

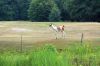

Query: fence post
20 34 23 52
81 33 84 45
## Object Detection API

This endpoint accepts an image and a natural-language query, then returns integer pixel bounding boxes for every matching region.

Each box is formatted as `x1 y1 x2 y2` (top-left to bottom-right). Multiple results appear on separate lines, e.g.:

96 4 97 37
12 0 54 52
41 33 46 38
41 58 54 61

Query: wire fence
0 33 100 52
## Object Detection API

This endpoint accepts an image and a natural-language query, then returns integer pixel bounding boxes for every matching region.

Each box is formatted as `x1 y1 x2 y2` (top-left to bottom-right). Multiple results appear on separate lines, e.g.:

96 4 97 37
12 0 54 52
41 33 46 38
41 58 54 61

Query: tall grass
0 43 100 66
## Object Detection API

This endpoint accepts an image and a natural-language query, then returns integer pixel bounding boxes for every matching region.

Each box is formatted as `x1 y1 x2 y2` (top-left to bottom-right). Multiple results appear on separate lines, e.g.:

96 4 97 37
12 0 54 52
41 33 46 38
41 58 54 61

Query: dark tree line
0 0 100 22
0 0 30 20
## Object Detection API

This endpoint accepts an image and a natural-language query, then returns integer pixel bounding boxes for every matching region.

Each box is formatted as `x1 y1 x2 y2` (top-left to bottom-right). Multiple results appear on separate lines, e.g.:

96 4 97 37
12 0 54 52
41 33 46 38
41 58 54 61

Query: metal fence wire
0 33 100 52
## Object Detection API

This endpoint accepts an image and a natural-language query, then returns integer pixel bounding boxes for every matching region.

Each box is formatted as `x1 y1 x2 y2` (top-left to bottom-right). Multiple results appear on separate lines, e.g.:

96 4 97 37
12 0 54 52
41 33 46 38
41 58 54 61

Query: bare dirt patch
11 27 33 32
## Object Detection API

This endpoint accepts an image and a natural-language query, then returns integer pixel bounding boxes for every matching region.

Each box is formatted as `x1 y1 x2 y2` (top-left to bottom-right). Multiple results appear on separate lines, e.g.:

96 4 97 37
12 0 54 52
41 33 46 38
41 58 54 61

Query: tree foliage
0 0 30 20
28 0 61 22
49 4 61 22
67 0 100 22
54 0 71 21
0 0 100 22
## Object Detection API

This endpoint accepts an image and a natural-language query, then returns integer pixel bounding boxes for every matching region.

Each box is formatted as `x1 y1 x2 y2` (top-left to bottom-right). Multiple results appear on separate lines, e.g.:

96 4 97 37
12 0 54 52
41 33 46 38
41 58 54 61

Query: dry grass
0 21 100 51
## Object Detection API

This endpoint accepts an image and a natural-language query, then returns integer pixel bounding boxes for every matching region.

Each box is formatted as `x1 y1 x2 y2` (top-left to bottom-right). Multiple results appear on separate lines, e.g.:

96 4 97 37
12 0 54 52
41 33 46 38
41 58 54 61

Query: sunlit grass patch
0 43 100 66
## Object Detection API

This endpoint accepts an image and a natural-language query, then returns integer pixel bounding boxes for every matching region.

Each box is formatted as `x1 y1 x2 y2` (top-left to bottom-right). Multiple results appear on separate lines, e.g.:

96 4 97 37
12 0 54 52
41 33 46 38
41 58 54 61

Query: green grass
0 21 100 66
0 43 100 66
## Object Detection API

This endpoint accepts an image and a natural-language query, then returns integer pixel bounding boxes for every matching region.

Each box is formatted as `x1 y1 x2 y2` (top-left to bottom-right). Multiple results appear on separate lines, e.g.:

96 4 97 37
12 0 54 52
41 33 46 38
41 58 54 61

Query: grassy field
0 21 100 51
0 44 100 66
0 21 100 66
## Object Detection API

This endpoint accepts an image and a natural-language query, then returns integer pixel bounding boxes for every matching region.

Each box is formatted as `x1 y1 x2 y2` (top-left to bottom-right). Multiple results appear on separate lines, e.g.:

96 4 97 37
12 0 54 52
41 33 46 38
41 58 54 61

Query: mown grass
0 22 100 50
0 43 100 66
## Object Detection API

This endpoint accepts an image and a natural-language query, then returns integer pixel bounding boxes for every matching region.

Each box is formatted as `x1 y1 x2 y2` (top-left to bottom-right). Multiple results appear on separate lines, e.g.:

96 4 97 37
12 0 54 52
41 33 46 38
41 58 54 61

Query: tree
0 0 31 20
28 0 60 22
16 0 31 20
0 0 99 22
54 0 71 21
0 0 16 20
67 0 100 22
49 4 61 21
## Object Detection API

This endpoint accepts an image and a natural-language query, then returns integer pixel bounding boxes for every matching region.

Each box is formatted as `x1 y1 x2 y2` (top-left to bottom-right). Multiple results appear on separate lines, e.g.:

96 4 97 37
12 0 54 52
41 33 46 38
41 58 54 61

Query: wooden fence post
81 33 84 45
20 34 23 52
